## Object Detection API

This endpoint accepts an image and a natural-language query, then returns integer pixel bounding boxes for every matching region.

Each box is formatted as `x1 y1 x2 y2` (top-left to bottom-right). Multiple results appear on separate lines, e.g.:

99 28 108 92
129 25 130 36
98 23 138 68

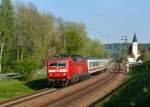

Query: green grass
0 80 32 100
0 71 48 100
95 62 150 107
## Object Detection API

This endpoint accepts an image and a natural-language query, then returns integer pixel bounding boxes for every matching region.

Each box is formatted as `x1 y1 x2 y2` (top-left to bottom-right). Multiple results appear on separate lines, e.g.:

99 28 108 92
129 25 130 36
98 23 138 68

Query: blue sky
12 0 150 43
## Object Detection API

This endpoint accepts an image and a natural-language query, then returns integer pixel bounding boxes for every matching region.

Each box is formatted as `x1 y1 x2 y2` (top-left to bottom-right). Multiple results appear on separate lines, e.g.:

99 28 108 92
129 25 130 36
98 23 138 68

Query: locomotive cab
47 56 89 87
47 59 70 86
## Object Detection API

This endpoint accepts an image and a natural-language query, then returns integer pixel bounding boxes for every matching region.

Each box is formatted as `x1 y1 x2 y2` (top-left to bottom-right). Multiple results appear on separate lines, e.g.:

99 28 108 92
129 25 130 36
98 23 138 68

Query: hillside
95 62 150 107
105 43 150 54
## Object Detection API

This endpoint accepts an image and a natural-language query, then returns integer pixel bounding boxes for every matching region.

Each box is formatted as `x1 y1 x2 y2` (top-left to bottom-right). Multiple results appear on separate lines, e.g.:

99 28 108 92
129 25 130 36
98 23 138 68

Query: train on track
47 55 109 86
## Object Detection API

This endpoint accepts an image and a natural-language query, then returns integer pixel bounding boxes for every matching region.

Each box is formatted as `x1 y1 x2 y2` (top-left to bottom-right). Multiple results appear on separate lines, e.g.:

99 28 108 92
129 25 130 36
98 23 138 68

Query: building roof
132 33 137 42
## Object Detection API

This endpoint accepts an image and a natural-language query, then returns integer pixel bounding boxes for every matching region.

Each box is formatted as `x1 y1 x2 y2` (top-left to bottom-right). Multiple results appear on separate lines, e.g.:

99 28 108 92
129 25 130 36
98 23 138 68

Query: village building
128 33 141 64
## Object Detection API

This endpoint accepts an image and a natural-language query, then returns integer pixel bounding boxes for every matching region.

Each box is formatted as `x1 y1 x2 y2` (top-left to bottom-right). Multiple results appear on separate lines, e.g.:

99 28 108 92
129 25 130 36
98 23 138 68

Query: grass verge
95 62 150 107
0 71 48 100
0 80 32 100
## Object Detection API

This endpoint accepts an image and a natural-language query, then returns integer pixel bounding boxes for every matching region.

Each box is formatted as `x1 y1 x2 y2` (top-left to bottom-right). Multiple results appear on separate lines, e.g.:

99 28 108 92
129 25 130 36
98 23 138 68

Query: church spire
132 33 137 42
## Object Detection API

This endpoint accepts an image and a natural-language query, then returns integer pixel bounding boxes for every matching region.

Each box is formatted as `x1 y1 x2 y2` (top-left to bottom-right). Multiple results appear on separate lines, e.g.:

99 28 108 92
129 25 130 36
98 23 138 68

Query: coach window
89 62 94 68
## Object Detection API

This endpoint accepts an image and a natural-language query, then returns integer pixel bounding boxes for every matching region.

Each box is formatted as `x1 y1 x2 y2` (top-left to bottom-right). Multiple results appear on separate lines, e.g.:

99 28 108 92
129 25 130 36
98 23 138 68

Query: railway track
46 63 122 107
0 62 125 107
0 88 57 107
47 72 118 107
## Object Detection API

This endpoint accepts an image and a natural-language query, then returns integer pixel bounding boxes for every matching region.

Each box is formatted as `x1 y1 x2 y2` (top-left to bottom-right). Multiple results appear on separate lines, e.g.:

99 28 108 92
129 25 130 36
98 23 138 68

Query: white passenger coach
87 58 109 74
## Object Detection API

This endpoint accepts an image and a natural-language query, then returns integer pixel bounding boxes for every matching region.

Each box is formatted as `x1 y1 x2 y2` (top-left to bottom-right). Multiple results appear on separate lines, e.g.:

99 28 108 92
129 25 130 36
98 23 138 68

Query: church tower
132 33 140 60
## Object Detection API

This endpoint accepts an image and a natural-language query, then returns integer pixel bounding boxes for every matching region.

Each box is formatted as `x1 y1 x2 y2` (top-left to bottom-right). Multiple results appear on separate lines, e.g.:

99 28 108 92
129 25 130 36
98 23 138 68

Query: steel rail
0 88 57 107
0 63 121 107
46 63 121 107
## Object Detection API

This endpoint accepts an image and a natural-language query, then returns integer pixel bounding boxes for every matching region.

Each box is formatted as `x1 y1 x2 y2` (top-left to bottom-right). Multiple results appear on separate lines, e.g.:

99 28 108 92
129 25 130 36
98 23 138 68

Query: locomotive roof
85 56 107 60
49 54 108 61
49 56 86 61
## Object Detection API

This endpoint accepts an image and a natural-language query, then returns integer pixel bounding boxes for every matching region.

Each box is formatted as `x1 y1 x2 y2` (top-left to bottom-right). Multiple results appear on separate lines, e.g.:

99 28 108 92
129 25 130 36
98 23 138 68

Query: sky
12 0 150 43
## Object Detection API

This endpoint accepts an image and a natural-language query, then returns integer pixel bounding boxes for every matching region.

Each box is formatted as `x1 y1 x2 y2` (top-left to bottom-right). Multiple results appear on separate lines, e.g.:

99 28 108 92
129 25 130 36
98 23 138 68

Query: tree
52 21 107 57
0 0 14 72
60 21 86 54
120 48 128 64
0 0 108 76
14 2 54 71
0 32 4 73
78 36 92 56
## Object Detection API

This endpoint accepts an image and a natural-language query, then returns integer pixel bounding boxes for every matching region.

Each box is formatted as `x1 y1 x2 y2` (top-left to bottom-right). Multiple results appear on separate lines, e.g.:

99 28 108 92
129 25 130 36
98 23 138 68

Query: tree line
0 0 106 77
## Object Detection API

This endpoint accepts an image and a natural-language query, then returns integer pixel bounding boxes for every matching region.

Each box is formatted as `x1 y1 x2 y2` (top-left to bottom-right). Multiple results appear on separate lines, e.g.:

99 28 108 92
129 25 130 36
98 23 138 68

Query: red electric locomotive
47 56 89 86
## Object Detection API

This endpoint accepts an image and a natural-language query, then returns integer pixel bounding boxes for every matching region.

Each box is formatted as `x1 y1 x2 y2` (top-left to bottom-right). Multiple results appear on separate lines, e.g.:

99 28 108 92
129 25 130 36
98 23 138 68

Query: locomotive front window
50 62 66 67
50 62 57 66
58 62 66 67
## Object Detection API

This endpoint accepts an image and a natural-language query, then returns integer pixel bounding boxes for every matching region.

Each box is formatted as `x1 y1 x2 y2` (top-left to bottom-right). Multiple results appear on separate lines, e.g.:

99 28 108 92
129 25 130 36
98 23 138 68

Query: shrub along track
0 63 125 107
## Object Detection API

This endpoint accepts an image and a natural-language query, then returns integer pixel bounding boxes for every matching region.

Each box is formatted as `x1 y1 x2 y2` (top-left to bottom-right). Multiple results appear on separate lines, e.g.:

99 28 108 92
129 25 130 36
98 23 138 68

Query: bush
2 58 39 81
12 60 24 72
12 59 38 81
2 66 13 73
21 59 38 81
2 60 14 73
143 51 150 62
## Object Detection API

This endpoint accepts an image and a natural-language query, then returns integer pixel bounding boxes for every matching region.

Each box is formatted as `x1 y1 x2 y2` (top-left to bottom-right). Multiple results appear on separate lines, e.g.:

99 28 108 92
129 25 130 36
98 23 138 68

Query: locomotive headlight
63 73 66 76
59 69 67 72
48 70 55 72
